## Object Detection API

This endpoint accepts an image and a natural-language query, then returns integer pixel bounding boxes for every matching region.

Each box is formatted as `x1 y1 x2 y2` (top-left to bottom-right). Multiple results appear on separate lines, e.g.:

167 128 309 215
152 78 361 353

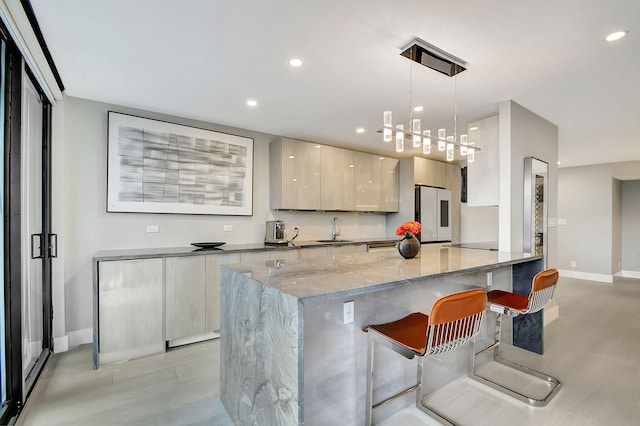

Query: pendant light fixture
380 37 479 162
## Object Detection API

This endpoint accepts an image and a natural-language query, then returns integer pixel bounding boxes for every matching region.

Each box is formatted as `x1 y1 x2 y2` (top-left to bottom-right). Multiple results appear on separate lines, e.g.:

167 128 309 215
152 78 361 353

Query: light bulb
412 119 421 148
383 111 392 142
446 142 454 161
422 130 431 154
460 134 468 156
438 128 446 151
395 124 404 153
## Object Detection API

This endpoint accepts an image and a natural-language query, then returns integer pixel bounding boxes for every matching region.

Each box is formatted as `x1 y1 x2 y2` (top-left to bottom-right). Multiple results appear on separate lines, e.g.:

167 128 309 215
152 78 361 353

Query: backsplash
272 211 388 242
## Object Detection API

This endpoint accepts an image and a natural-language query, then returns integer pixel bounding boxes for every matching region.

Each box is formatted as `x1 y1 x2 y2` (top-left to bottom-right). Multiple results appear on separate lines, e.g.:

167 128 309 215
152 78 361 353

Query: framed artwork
107 112 253 215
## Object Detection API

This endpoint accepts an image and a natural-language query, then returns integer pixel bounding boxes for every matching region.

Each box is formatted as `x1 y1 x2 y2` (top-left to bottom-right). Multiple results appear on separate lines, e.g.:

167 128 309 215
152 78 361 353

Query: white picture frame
107 112 253 215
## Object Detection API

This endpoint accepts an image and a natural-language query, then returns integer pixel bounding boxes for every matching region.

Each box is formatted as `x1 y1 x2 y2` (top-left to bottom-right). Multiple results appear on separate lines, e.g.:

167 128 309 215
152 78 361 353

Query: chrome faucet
331 216 340 240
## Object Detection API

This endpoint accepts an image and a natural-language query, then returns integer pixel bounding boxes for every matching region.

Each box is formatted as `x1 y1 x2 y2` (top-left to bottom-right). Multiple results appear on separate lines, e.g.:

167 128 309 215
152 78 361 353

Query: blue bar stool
470 268 561 406
363 288 487 425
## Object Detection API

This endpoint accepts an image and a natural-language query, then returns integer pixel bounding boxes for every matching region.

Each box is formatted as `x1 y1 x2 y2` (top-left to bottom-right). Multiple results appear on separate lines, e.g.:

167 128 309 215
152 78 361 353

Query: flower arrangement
395 221 422 239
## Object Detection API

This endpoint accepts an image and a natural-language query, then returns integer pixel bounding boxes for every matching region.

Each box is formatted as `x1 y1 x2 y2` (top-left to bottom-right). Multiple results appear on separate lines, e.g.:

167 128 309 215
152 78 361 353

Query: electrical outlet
146 225 159 233
343 301 354 324
570 260 577 268
223 225 233 232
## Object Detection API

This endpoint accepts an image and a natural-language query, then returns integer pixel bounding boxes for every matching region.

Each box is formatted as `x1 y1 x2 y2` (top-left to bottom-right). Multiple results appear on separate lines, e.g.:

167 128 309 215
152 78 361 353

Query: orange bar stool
470 268 561 406
363 288 487 426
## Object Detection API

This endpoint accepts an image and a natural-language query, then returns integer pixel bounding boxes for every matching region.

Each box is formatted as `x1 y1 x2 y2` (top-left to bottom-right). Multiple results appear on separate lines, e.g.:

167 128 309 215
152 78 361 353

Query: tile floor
17 276 640 425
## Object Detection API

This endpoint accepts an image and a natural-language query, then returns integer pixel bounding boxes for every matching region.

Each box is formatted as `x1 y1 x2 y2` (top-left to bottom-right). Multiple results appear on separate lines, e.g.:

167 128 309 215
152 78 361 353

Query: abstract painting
107 112 253 215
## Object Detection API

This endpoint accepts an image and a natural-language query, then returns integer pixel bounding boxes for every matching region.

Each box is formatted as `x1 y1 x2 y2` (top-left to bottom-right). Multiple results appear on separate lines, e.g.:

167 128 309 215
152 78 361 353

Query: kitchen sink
315 239 353 243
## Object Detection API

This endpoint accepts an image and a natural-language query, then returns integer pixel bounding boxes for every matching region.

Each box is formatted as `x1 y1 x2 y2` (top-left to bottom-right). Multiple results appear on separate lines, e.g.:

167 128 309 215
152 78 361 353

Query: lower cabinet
97 258 164 366
165 256 207 342
166 254 241 344
95 243 371 367
205 253 241 332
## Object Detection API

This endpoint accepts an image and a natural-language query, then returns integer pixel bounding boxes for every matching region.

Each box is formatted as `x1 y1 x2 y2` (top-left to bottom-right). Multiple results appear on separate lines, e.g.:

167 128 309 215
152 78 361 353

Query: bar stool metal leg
470 305 561 406
471 269 561 406
363 289 487 425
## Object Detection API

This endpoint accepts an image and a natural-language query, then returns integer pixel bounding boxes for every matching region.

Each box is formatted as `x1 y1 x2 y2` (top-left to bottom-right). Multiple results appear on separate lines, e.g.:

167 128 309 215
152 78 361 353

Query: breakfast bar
220 245 543 425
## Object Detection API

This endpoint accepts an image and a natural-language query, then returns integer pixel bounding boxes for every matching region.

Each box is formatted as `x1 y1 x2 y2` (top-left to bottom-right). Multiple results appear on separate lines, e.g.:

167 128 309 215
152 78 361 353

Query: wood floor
17 276 640 425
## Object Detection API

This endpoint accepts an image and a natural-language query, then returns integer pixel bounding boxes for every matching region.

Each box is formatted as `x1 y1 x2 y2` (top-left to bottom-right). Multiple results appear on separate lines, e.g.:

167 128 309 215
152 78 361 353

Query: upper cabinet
354 152 399 212
321 145 354 211
270 138 399 213
466 115 499 206
270 138 321 210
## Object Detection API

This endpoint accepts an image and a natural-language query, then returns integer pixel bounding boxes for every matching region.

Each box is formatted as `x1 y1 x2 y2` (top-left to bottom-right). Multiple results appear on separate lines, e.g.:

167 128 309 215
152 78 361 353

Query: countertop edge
93 238 398 261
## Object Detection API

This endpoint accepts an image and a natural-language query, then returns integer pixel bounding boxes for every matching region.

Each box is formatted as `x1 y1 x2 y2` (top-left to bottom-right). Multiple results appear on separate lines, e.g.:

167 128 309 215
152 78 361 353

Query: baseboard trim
53 335 69 353
67 327 93 349
558 269 613 283
620 270 640 279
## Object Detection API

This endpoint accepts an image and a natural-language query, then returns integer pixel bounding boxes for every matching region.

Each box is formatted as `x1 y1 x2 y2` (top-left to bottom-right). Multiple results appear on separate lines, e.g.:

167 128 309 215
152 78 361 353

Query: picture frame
107 111 253 215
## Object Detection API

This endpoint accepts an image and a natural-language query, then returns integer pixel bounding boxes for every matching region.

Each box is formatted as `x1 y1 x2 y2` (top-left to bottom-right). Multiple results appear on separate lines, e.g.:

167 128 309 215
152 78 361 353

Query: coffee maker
265 220 287 244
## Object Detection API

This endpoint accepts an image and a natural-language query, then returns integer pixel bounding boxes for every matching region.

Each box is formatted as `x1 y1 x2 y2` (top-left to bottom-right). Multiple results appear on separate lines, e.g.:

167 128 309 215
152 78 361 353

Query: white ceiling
30 0 639 167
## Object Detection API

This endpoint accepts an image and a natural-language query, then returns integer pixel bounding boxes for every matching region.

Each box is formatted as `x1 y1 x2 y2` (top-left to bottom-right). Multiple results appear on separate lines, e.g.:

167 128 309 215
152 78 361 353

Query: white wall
498 100 558 266
557 164 612 280
612 179 622 275
58 96 387 345
621 180 640 275
556 161 640 282
461 205 498 243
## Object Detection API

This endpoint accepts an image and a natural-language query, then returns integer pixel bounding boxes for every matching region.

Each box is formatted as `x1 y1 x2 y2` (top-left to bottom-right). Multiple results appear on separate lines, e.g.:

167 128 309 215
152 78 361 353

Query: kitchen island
220 245 543 425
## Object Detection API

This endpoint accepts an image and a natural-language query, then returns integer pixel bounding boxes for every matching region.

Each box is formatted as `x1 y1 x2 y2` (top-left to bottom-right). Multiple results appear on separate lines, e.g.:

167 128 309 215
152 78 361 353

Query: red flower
395 221 422 238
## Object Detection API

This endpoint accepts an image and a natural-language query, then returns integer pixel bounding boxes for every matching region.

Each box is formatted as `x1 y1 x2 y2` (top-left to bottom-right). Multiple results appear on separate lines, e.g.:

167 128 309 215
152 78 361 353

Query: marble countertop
93 237 398 261
223 245 541 302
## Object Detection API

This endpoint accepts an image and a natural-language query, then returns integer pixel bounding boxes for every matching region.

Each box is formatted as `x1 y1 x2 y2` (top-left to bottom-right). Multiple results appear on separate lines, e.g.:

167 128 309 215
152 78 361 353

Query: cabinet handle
31 234 43 259
49 233 58 258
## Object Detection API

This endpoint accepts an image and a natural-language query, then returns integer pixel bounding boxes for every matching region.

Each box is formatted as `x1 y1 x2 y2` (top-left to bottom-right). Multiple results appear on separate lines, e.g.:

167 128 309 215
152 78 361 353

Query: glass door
0 38 7 420
1 34 54 422
21 70 46 392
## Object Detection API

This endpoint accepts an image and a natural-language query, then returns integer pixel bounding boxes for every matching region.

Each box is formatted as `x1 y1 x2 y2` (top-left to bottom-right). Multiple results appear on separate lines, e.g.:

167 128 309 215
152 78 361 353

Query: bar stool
470 268 561 406
362 288 487 426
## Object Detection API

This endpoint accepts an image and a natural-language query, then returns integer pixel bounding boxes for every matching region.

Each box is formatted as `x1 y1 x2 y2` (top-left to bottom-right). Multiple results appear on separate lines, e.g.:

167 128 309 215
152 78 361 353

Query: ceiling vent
400 38 467 77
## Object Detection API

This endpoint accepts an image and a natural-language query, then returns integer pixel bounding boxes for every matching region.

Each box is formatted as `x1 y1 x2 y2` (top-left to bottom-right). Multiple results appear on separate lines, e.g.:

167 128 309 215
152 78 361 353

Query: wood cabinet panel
205 253 241 331
165 256 206 341
98 258 164 362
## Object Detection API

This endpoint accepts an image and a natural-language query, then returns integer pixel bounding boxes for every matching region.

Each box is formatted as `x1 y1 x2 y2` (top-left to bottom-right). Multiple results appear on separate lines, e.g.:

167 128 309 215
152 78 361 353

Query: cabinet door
380 157 399 212
466 115 499 206
98 258 164 363
321 145 354 210
354 152 381 211
279 138 321 210
205 253 241 332
165 256 206 341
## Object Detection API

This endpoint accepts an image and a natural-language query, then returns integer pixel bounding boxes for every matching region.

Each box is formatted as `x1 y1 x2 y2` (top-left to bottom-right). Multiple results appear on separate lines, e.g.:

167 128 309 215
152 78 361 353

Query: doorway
1 32 54 422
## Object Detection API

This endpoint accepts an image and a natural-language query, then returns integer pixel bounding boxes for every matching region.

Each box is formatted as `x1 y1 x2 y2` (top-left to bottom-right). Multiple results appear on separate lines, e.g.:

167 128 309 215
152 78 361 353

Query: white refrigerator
415 185 452 242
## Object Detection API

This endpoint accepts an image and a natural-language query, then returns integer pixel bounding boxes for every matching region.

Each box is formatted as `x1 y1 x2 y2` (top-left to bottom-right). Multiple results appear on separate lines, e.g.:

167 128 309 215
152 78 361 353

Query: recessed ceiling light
289 58 303 67
246 99 258 107
557 161 561 165
413 106 424 112
356 127 365 134
605 30 628 42
469 126 479 131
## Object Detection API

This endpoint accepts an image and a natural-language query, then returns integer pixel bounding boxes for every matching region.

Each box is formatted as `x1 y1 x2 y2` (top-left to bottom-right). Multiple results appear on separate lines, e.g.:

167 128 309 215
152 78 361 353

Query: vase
398 235 420 259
